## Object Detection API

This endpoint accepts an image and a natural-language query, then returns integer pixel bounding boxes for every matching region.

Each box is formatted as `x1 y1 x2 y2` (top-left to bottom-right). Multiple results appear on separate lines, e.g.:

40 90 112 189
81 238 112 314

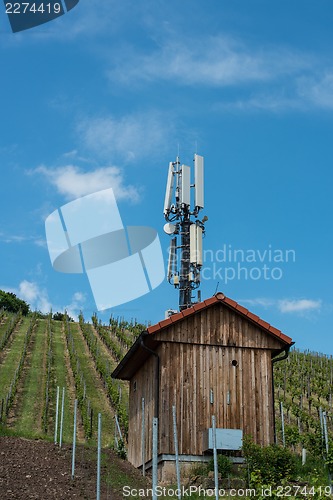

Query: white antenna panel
181 165 191 206
190 223 197 264
167 237 177 280
164 162 174 214
194 154 204 209
190 224 203 265
196 225 203 266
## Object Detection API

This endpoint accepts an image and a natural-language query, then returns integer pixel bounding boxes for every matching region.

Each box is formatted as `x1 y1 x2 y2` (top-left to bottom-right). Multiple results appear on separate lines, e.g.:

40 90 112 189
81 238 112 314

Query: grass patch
12 320 47 436
0 317 31 399
89 323 129 412
69 322 115 446
0 313 12 336
51 320 75 443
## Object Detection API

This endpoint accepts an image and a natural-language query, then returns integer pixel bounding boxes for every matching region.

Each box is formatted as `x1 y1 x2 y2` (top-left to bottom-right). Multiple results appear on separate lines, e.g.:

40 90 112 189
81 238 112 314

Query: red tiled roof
147 292 293 345
112 292 293 380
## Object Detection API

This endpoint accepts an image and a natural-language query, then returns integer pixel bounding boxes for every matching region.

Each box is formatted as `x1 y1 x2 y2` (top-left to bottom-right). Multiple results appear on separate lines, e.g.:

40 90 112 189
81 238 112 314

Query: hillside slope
0 312 140 446
0 310 332 465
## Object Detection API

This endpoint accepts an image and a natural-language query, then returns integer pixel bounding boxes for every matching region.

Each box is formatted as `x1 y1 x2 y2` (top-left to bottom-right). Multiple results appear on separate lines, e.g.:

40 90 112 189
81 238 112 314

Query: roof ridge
146 292 292 345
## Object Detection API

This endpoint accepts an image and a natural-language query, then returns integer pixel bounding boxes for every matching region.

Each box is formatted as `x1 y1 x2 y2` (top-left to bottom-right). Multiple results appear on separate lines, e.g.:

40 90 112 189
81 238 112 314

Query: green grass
0 312 22 352
2 315 333 495
0 316 132 448
0 317 31 400
11 319 47 436
3 318 77 443
50 320 75 443
69 322 115 446
89 323 129 413
0 312 12 334
103 449 150 499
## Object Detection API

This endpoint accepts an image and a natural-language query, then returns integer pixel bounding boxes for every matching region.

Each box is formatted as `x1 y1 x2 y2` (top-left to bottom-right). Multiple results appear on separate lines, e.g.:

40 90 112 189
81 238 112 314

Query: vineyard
1 307 333 496
0 310 143 448
1 309 333 453
274 349 333 455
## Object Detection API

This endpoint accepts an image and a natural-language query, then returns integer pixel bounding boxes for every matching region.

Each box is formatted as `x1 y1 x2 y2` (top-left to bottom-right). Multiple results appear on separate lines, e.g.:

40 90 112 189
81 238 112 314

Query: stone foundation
143 454 244 484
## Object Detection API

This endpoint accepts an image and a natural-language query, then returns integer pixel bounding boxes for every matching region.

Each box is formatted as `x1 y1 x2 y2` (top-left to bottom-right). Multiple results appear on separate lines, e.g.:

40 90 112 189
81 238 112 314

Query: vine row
42 314 53 433
92 314 124 361
274 348 333 453
0 311 22 351
108 314 145 346
64 318 94 439
0 314 37 423
79 314 128 436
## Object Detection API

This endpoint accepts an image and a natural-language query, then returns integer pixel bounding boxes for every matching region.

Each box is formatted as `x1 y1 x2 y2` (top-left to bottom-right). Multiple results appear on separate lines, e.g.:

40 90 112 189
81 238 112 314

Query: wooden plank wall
128 303 285 467
154 304 284 351
158 343 274 457
128 354 156 467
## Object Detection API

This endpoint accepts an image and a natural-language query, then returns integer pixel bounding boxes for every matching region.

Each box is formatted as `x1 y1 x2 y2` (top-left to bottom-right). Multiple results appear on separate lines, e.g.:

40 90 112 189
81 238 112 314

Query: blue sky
1 0 333 354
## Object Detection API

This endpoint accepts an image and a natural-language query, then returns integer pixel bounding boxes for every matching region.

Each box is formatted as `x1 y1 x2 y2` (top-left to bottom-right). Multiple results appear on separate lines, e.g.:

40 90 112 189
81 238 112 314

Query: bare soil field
0 436 146 499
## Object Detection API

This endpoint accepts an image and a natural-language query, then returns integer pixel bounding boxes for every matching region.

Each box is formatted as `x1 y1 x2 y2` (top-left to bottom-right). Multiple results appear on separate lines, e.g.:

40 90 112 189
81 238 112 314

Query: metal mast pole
179 213 191 310
164 154 207 312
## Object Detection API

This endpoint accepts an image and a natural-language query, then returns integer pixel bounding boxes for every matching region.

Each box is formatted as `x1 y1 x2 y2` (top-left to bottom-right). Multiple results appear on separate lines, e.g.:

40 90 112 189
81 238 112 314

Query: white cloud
32 164 140 202
77 111 172 162
1 234 27 244
0 232 46 247
30 111 173 203
64 292 87 321
109 35 312 88
239 297 322 315
108 33 333 113
34 238 47 248
17 280 52 314
1 281 86 319
297 73 333 110
73 291 85 302
215 71 333 113
218 92 305 113
238 298 275 308
278 299 322 314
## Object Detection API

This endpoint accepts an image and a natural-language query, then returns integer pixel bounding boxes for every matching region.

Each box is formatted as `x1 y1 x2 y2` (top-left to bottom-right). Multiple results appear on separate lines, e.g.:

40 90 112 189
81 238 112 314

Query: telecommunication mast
163 154 207 311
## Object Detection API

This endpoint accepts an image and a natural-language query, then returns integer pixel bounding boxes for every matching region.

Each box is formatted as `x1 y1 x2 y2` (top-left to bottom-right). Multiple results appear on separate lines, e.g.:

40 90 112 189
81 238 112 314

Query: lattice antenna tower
163 154 208 311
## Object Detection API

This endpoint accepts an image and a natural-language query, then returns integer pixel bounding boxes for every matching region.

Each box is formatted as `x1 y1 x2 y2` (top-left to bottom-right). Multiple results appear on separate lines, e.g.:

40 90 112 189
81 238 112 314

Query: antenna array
163 154 207 311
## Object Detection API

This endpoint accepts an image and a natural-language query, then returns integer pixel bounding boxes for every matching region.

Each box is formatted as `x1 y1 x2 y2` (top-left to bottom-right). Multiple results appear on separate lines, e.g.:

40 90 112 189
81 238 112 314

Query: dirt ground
0 436 147 499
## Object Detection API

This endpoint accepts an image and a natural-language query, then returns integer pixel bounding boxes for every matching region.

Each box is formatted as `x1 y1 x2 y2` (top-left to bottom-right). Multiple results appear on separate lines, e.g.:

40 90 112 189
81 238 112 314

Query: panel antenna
163 154 208 311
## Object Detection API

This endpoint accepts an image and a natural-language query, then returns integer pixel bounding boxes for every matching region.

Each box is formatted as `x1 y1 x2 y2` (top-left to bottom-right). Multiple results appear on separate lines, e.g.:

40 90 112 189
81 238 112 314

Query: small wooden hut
112 292 293 479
